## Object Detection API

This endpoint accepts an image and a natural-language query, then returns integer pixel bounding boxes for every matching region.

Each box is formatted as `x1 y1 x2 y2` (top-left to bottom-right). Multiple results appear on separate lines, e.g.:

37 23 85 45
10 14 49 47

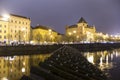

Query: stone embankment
0 43 120 56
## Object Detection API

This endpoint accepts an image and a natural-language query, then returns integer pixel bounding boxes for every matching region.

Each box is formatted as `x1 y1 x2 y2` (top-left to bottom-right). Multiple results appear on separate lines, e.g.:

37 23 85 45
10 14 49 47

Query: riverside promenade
0 43 120 56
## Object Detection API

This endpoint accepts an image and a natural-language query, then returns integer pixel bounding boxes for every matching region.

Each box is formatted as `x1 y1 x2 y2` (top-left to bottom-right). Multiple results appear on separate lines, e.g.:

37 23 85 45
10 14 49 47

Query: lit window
0 30 2 33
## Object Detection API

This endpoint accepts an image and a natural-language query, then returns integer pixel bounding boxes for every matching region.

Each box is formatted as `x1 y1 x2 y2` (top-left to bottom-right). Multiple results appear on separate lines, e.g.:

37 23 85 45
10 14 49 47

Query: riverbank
22 46 108 80
0 43 120 56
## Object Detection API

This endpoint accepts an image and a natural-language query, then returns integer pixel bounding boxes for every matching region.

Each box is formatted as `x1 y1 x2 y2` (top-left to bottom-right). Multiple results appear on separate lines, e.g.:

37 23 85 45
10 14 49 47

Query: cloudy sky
0 0 120 34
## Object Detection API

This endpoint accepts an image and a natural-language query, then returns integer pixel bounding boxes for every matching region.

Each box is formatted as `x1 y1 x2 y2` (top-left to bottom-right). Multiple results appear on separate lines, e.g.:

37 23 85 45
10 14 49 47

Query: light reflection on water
0 54 51 80
83 49 120 79
0 49 120 80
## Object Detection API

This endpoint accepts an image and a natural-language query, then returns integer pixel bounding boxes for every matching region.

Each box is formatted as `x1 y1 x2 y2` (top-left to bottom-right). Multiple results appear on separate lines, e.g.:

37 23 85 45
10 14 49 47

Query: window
4 30 6 33
11 20 13 22
19 21 21 24
0 25 2 27
0 35 1 38
15 21 17 23
0 30 2 33
4 36 6 39
4 25 6 28
23 22 24 24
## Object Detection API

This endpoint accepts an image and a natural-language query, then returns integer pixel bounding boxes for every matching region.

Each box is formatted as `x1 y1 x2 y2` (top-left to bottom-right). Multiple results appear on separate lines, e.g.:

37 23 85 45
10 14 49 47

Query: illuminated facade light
73 30 76 33
68 32 72 35
76 35 79 38
1 77 8 80
2 13 10 18
21 67 25 73
49 29 52 32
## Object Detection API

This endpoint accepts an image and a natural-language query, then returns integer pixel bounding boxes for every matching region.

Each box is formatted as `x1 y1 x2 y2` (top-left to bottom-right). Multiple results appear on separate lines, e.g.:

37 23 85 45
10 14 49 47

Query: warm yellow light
1 77 8 80
68 32 72 35
0 13 10 21
22 67 25 73
86 31 90 35
73 30 76 33
76 35 79 38
2 13 10 18
22 28 26 31
49 29 52 32
23 62 25 65
50 35 53 38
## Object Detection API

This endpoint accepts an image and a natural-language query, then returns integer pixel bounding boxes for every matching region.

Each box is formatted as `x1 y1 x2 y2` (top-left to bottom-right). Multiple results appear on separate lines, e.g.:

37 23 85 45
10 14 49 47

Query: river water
0 49 120 80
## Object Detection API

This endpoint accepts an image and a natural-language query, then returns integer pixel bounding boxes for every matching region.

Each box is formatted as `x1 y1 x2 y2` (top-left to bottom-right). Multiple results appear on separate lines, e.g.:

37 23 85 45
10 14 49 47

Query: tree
34 33 42 43
44 34 51 42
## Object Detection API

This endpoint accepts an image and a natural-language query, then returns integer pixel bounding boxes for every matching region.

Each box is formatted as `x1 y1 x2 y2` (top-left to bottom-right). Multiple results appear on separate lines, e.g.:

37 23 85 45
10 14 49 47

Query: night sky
0 0 120 34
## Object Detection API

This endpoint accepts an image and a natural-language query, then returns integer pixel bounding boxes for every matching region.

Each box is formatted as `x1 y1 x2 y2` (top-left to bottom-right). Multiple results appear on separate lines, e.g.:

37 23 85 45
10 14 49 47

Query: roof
10 14 30 19
67 24 77 28
32 25 57 33
78 17 87 23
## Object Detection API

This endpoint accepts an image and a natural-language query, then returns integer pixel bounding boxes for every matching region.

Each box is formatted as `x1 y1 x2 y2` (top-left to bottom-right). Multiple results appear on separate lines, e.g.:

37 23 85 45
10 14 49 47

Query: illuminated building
66 17 96 42
0 13 31 44
32 25 58 43
95 32 109 42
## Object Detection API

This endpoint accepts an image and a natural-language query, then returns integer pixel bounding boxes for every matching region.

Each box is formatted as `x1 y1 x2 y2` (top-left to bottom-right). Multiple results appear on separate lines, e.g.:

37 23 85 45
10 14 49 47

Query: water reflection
84 49 120 79
0 54 51 80
0 49 120 80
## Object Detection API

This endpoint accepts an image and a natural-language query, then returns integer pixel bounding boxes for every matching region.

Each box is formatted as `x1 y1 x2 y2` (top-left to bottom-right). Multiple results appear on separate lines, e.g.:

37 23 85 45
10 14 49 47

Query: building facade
32 25 58 44
0 14 31 44
66 17 96 42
